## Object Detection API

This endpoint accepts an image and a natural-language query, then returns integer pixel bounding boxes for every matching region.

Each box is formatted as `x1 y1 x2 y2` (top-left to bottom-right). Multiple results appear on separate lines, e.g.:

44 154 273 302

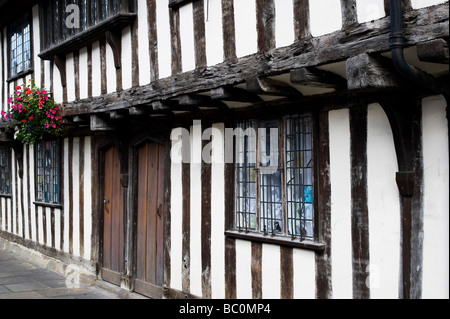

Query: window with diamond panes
234 115 315 239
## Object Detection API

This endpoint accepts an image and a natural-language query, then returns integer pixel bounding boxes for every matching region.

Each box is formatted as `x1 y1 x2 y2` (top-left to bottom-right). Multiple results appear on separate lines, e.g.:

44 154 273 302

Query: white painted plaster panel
235 239 252 298
91 41 102 97
421 95 449 299
37 206 44 244
1 198 5 230
205 0 224 66
156 0 172 79
137 0 152 85
45 207 51 247
72 137 80 257
293 248 316 299
83 136 93 260
234 0 257 57
190 122 203 296
170 129 183 291
79 47 89 99
356 0 385 23
63 138 70 253
309 0 342 37
51 60 63 103
54 208 61 250
411 0 447 8
180 3 196 72
29 145 37 242
210 123 225 298
66 53 76 102
274 0 294 48
32 5 41 88
328 108 352 299
105 42 116 93
22 146 29 240
262 244 281 299
121 26 133 90
367 103 400 299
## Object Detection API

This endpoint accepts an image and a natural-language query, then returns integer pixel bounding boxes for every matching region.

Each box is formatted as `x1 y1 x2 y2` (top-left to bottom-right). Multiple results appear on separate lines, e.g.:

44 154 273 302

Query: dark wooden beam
179 94 227 109
90 114 116 131
290 67 347 89
211 86 263 103
346 53 405 90
246 77 302 97
417 38 449 64
54 55 66 87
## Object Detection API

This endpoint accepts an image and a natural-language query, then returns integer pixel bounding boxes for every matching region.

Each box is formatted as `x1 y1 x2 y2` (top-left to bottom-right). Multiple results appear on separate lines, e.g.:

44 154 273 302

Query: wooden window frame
0 144 11 196
7 11 33 82
34 139 62 207
38 0 136 59
225 114 324 251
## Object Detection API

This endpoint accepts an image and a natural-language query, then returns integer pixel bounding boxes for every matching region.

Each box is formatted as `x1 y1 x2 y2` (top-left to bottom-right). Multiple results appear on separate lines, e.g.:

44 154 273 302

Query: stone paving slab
0 240 147 299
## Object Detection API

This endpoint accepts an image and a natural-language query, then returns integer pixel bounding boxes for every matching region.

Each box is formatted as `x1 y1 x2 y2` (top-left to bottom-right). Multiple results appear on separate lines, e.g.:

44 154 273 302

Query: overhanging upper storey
59 1 448 131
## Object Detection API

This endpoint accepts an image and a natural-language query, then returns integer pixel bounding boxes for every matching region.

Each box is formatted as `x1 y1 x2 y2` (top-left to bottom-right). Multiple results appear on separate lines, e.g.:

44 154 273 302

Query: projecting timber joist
246 77 302 98
211 85 263 103
416 38 449 64
346 53 407 90
290 67 347 90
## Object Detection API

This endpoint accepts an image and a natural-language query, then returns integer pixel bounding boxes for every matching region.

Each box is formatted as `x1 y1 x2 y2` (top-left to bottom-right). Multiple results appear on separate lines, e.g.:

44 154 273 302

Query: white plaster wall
32 5 41 89
66 53 76 102
91 41 102 97
328 108 352 299
234 0 257 57
63 138 70 253
156 0 172 78
235 239 252 298
411 0 447 8
83 136 93 260
356 0 385 23
180 3 196 72
421 95 449 299
293 248 316 298
190 122 202 296
106 42 116 93
309 0 342 37
367 103 400 299
137 0 152 85
170 129 183 291
71 137 81 257
210 123 225 298
274 0 294 48
121 26 133 90
262 243 281 298
205 0 224 66
79 47 89 99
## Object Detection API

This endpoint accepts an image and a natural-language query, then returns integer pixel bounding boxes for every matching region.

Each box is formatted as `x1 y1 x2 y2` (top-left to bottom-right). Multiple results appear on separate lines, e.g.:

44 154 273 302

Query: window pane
285 115 314 238
235 121 257 231
259 169 283 234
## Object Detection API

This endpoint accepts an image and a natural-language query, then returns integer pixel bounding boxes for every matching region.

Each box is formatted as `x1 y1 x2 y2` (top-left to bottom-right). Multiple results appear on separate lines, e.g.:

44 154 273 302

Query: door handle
104 199 110 214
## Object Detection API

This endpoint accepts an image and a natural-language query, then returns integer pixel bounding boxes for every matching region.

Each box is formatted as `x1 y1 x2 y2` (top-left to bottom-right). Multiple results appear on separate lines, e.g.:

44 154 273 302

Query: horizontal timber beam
61 4 448 117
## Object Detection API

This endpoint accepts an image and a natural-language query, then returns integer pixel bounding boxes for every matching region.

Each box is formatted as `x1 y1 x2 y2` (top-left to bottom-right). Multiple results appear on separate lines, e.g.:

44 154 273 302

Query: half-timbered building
0 0 448 299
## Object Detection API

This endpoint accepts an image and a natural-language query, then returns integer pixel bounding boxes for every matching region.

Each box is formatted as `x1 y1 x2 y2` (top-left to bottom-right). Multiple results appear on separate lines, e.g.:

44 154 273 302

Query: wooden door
102 145 125 286
134 141 165 298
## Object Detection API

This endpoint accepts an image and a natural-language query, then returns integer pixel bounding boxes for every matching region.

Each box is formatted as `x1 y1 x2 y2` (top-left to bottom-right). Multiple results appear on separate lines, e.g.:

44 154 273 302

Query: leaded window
40 0 136 51
9 12 32 78
36 140 61 204
0 145 11 195
235 115 315 240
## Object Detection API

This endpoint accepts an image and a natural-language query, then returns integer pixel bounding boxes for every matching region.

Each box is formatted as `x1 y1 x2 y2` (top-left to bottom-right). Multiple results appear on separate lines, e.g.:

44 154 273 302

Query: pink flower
52 124 56 128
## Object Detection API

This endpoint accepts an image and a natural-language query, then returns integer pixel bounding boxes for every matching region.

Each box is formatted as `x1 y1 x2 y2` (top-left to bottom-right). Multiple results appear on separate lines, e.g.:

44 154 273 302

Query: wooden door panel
102 145 124 285
135 141 165 297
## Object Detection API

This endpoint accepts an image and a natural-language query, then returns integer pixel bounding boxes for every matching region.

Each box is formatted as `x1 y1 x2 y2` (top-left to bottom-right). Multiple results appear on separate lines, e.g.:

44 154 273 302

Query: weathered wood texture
61 4 449 117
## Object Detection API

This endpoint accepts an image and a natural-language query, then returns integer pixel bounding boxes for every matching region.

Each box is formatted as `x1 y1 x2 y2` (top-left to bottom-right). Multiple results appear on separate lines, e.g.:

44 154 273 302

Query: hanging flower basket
1 79 66 145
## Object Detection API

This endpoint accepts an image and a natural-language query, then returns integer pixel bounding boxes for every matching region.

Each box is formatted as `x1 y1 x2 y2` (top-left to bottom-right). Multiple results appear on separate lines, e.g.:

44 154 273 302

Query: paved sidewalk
0 242 147 299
